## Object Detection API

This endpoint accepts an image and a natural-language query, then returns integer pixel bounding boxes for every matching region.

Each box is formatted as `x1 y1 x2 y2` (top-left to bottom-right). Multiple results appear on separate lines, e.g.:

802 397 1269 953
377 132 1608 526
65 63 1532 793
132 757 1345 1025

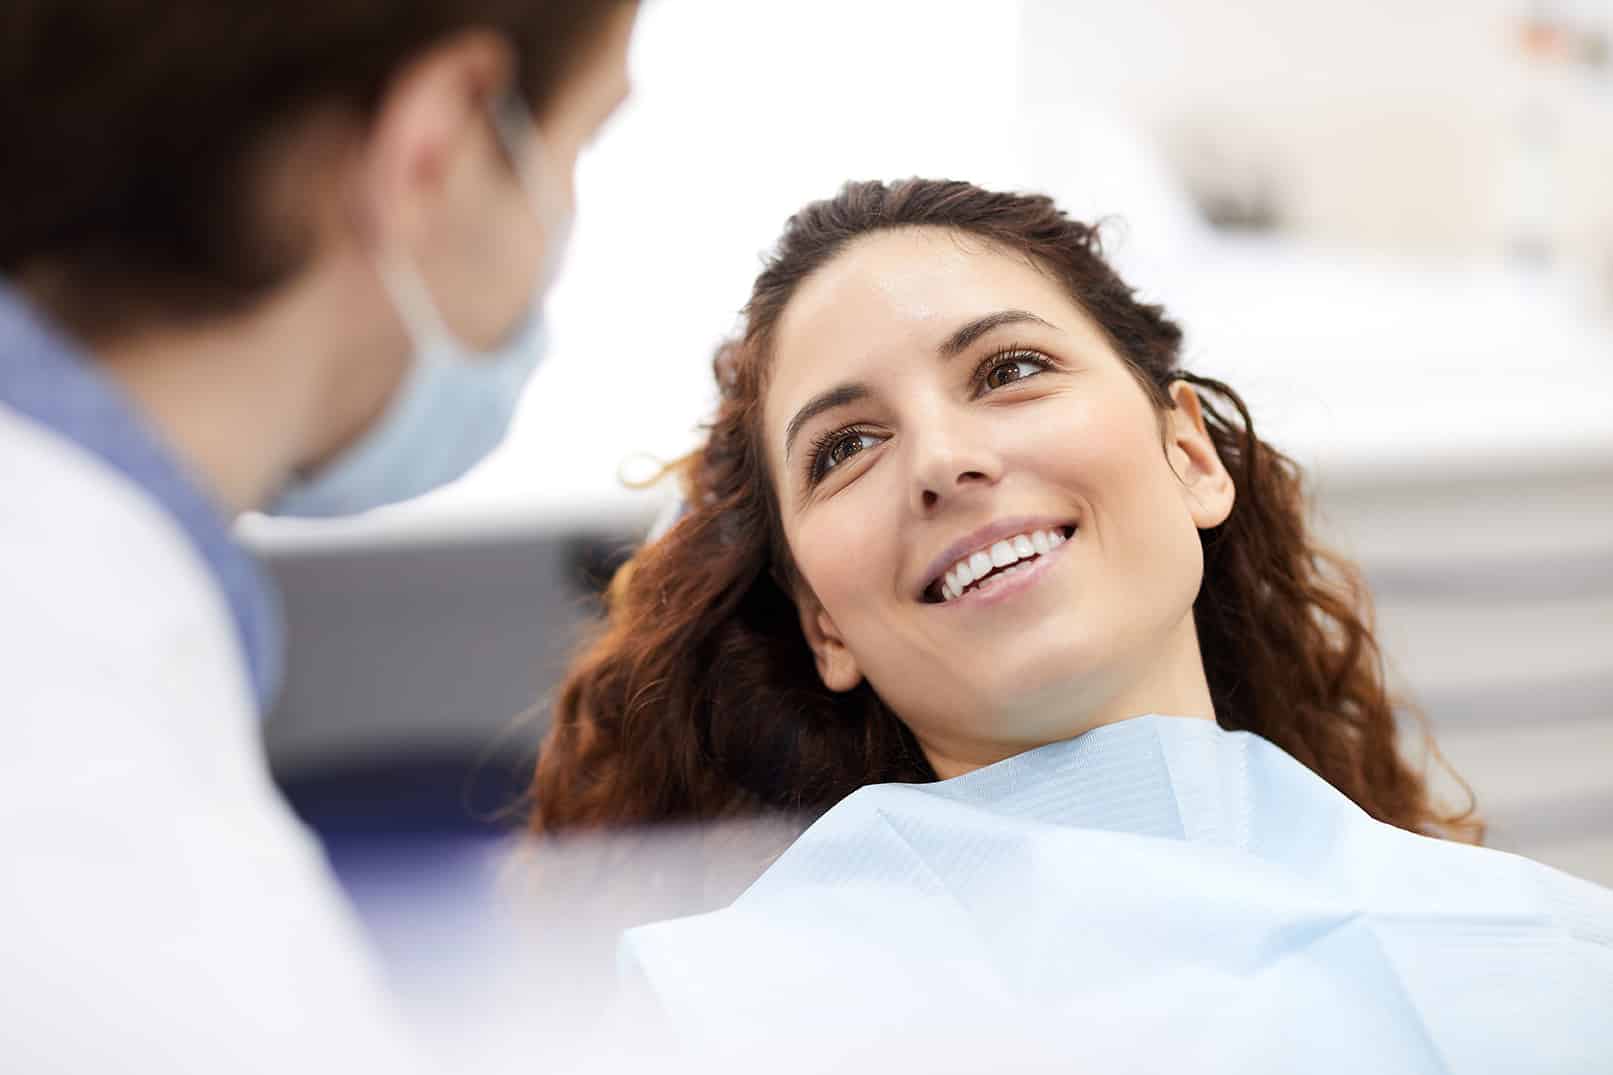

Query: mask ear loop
491 87 539 181
375 255 454 367
491 89 570 224
489 85 574 294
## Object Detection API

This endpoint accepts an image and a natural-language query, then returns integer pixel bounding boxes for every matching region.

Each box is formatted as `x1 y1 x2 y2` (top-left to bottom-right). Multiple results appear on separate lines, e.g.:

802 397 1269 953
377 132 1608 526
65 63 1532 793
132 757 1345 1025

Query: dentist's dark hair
530 178 1482 844
0 0 633 341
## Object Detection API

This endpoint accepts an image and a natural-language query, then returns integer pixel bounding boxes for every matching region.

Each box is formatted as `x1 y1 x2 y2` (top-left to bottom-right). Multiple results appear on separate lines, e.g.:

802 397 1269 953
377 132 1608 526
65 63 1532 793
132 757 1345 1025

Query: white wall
1021 0 1613 263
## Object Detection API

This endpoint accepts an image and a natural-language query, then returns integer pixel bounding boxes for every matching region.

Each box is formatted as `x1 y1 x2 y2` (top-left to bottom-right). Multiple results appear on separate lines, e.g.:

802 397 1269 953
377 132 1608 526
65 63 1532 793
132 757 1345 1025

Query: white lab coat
0 406 426 1073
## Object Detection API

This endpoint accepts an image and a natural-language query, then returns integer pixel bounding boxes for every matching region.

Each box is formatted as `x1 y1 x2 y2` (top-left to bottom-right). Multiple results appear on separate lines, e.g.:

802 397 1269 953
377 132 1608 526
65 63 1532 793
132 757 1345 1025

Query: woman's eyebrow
784 382 869 461
939 309 1057 358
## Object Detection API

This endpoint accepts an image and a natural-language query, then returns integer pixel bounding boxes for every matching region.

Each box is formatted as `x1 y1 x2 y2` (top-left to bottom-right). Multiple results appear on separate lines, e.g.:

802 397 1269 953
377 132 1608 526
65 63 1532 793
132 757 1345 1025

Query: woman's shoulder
1239 728 1613 926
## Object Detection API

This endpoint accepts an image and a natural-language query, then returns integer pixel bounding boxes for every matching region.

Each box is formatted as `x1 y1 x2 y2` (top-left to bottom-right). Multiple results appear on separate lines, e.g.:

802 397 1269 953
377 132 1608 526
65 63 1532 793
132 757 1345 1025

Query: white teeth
935 525 1075 602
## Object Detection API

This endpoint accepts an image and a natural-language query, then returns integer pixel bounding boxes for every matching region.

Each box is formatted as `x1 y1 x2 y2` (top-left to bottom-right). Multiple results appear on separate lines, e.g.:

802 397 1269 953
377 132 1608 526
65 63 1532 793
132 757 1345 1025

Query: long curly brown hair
530 178 1481 843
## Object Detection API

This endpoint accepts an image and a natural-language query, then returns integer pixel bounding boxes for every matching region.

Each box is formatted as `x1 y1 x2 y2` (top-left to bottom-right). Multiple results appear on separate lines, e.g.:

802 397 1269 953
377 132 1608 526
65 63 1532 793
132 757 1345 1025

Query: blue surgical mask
271 93 571 518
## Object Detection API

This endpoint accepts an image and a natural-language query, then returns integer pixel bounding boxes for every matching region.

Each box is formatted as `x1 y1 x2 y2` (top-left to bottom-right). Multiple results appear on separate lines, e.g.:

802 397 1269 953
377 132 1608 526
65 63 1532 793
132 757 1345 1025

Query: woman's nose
910 425 1002 514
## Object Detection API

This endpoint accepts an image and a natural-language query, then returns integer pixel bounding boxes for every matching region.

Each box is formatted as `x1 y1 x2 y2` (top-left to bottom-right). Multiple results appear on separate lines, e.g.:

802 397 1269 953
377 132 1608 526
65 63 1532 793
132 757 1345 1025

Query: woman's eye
984 355 1045 390
813 430 881 480
825 431 879 469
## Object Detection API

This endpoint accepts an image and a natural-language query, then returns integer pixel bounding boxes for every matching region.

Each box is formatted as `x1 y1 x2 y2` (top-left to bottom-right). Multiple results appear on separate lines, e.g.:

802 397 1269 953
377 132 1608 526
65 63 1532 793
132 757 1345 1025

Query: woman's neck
918 614 1218 780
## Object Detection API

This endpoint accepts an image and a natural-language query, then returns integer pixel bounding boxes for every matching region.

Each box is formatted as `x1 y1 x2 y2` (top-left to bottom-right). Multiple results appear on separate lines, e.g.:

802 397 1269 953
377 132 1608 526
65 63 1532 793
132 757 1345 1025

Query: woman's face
761 228 1234 776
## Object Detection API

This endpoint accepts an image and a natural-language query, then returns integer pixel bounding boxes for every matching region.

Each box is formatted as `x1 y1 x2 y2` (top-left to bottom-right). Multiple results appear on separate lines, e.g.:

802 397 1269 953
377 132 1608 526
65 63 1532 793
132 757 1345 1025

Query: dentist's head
1 1 638 514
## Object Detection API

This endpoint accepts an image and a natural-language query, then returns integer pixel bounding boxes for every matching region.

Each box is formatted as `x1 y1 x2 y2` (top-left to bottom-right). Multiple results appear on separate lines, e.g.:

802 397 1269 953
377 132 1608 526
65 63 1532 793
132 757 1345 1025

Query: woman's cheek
1017 391 1114 460
793 508 867 612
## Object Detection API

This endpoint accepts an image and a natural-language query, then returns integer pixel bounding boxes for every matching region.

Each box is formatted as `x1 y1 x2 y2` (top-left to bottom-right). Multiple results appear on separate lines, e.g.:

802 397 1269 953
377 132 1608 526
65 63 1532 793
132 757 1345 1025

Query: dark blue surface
278 755 531 849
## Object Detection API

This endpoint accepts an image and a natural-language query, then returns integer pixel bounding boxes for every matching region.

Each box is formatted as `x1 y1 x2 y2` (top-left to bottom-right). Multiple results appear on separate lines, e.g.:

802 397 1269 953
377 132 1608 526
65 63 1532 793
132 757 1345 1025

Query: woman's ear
1166 380 1235 530
795 589 864 693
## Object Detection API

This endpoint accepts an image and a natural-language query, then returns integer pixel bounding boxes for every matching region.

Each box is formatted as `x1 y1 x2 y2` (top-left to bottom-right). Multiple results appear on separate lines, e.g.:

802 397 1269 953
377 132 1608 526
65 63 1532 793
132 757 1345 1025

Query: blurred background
236 0 1612 1047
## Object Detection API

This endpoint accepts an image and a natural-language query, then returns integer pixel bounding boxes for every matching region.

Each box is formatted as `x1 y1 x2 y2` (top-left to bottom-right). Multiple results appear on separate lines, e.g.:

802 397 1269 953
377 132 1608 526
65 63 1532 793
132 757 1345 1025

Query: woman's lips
917 518 1078 602
927 526 1074 610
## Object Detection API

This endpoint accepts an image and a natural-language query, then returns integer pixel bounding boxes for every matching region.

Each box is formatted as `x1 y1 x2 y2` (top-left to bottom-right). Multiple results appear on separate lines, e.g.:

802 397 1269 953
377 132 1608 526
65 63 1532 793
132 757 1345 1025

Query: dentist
0 1 637 1070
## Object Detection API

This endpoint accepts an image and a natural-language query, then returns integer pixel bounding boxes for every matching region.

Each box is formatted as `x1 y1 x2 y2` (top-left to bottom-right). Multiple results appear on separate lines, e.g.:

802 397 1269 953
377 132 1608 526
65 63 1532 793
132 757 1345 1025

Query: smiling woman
525 181 1613 1068
529 178 1477 832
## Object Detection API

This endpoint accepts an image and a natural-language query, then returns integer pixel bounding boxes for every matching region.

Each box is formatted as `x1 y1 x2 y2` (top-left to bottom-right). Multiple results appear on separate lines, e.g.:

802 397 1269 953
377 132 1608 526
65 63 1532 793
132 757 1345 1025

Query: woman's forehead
763 230 1088 423
774 230 1066 355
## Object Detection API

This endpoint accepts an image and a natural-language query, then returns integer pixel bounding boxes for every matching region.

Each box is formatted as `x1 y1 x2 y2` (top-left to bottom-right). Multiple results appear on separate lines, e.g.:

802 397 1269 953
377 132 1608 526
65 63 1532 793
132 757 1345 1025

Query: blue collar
0 284 284 711
914 715 1256 847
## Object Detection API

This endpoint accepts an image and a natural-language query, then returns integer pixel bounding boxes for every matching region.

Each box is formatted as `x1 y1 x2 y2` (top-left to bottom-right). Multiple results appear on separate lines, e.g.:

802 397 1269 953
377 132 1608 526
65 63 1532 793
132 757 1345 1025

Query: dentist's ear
1166 380 1236 530
356 30 516 251
795 589 864 693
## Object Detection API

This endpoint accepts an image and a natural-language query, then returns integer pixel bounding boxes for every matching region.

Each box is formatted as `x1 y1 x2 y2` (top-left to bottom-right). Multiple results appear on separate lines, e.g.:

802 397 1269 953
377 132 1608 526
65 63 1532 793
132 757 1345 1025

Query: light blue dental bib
622 716 1613 1072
